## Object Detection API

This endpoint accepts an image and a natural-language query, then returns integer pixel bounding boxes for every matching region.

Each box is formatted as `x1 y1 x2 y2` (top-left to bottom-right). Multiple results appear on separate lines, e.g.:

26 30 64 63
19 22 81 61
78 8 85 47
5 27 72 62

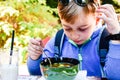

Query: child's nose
71 31 80 40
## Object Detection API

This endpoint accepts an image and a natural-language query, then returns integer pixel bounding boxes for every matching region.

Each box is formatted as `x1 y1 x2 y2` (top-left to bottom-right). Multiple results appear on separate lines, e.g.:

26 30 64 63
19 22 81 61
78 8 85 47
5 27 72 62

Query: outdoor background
0 0 120 75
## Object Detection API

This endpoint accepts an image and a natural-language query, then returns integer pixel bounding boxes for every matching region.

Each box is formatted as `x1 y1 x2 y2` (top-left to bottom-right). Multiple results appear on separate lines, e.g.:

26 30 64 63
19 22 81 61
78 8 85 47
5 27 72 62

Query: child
27 0 120 79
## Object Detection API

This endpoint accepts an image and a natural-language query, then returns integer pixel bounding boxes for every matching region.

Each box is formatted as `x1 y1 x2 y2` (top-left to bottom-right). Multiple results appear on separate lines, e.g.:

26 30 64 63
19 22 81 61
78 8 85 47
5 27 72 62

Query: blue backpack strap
99 28 110 67
54 29 65 57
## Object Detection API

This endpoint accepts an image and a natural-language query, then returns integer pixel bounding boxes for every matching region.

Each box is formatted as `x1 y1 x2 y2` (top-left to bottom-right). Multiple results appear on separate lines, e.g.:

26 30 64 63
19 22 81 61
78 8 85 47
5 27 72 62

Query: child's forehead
61 13 95 26
62 11 93 24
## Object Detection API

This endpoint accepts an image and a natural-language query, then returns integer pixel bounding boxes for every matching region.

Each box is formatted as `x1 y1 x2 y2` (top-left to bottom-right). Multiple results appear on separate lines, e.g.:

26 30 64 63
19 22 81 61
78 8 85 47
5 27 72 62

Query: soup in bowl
40 57 80 80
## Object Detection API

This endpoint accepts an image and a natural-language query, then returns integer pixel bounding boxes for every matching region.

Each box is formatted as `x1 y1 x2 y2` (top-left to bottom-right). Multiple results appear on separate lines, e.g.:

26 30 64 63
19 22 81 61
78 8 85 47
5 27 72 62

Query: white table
18 76 46 80
18 76 103 80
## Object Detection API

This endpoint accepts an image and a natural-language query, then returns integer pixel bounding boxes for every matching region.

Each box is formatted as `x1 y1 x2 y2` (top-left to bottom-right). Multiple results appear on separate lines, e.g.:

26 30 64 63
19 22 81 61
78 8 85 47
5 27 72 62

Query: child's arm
27 56 42 75
96 4 120 79
27 37 55 75
104 41 120 79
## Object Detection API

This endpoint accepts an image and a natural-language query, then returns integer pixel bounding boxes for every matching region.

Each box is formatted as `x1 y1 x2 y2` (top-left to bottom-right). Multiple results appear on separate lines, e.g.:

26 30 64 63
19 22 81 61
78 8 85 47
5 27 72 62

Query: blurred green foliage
46 0 58 8
0 0 61 63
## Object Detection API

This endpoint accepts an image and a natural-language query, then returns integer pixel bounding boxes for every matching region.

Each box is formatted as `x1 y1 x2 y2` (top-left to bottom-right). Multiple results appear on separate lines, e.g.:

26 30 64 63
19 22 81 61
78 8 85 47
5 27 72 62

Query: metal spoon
42 50 52 67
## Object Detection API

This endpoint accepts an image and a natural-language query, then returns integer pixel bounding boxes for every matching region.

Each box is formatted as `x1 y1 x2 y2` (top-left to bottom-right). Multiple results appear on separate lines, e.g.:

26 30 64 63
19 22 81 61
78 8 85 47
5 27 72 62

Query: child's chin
75 41 84 45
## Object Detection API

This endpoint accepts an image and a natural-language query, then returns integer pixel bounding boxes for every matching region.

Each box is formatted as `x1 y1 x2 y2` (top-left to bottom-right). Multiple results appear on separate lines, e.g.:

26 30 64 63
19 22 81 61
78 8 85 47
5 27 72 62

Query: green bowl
40 57 80 80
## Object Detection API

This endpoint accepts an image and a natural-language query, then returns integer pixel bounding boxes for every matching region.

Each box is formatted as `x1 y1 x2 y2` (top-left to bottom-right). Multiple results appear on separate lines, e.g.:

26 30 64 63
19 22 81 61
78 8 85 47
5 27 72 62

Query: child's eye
65 29 72 31
78 28 87 31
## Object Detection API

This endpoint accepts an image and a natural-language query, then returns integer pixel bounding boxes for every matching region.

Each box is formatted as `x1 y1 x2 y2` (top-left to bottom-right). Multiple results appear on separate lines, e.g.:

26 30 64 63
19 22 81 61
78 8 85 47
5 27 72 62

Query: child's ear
96 17 100 25
95 13 101 25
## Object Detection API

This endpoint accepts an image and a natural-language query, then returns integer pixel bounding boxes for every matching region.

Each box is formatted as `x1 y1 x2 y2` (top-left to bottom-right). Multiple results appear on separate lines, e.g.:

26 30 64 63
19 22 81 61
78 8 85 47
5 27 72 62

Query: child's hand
96 4 120 34
28 38 44 60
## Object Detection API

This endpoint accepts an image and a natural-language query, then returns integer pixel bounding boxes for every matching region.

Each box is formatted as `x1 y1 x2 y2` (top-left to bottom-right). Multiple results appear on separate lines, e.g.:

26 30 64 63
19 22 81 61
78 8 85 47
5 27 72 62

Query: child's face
61 12 96 45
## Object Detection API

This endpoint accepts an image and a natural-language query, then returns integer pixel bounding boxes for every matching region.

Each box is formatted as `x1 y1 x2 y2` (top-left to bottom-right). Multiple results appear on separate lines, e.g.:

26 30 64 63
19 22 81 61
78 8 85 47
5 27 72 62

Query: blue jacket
27 27 120 79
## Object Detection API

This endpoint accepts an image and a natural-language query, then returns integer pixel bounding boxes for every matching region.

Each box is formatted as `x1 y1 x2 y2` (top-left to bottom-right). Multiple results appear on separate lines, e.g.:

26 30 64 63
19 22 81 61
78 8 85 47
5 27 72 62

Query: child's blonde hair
57 0 100 24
